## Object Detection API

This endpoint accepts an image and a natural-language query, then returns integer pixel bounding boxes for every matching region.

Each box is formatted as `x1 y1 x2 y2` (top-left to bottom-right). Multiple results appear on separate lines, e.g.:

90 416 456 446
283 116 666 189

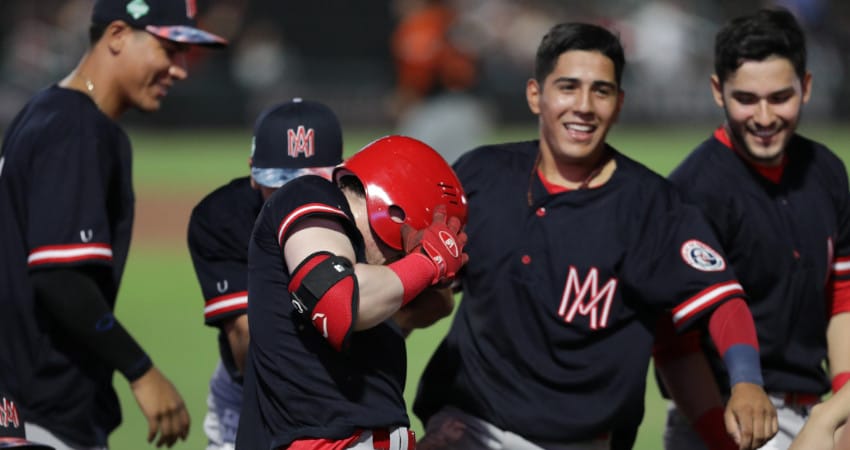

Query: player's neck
59 54 125 119
538 148 616 190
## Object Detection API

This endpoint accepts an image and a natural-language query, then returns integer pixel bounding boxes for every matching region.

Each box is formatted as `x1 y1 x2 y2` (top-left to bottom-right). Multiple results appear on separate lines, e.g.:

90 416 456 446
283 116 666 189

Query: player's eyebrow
730 86 795 98
553 76 618 91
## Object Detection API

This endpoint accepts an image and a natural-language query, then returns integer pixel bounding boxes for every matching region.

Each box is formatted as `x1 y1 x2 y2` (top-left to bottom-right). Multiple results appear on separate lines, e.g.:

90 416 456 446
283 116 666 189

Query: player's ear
710 74 724 108
526 78 541 115
104 20 132 54
801 71 812 104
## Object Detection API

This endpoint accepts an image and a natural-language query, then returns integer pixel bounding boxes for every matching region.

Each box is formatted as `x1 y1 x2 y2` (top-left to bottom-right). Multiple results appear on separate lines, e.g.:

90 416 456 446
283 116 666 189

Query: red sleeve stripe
27 243 112 266
203 291 248 319
829 278 850 316
672 281 745 326
832 257 850 276
277 203 349 247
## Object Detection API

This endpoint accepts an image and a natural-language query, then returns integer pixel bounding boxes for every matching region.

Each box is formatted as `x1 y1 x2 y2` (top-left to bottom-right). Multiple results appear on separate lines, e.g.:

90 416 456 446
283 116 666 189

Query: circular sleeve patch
680 239 726 272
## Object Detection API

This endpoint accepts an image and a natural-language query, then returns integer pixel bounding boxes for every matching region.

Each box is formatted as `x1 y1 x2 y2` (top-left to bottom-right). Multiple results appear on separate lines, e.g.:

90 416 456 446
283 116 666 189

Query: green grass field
108 123 850 449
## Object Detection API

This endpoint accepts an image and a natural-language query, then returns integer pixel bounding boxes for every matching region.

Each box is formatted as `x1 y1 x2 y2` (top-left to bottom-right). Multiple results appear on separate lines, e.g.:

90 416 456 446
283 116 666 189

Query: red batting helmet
334 135 467 250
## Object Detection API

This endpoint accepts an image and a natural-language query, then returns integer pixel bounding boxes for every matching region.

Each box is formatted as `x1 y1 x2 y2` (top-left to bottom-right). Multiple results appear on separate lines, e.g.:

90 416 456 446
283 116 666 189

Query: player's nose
168 54 188 80
753 100 775 125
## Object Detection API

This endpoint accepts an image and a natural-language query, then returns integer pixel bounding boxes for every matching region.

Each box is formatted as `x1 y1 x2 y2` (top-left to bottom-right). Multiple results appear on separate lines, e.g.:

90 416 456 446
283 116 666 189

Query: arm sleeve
623 189 744 331
187 198 250 326
30 267 152 381
26 114 126 270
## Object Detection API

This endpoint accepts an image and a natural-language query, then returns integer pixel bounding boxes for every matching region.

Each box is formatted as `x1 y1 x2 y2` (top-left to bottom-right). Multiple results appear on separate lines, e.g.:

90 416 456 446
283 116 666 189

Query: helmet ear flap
336 135 467 250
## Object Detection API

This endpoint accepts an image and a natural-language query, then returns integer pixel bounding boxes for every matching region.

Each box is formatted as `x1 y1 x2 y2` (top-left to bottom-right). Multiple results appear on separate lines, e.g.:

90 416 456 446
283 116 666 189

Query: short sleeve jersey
187 176 264 382
0 86 134 446
668 129 850 395
413 141 745 443
236 176 409 450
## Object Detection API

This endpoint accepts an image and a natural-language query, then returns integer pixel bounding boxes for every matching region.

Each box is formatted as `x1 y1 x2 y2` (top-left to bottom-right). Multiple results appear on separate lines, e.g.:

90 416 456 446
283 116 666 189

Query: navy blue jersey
187 176 263 382
0 86 133 446
413 141 745 442
236 175 410 450
668 129 850 395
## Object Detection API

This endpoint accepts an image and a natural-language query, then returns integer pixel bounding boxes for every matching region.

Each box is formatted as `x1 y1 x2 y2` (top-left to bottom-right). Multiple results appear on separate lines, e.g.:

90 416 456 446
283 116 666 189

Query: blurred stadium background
2 0 849 448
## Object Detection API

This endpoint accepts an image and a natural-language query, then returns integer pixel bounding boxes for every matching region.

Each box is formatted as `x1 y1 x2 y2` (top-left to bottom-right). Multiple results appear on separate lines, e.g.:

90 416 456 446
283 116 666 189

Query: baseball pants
417 406 611 450
204 362 243 450
25 422 108 450
663 394 815 450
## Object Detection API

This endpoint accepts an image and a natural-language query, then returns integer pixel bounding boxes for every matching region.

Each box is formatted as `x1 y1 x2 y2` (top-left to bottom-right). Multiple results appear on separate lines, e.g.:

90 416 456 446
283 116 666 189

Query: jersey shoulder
453 140 538 189
188 176 263 253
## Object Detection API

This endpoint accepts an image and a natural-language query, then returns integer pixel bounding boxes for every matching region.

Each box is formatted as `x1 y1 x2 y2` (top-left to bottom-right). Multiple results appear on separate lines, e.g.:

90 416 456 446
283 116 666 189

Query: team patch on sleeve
680 239 726 272
27 243 112 266
204 291 248 320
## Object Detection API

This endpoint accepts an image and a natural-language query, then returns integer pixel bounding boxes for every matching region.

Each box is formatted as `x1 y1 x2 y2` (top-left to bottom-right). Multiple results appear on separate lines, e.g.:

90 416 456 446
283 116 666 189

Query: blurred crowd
1 0 849 131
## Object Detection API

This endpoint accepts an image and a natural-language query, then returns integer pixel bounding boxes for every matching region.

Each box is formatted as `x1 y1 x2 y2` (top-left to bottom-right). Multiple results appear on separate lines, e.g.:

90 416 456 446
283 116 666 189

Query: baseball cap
0 394 54 449
92 0 228 47
250 98 344 188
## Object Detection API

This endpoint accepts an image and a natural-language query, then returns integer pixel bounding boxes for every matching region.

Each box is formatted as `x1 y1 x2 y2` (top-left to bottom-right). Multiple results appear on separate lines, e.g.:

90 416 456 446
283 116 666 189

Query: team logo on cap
681 239 725 272
126 0 150 20
288 126 315 158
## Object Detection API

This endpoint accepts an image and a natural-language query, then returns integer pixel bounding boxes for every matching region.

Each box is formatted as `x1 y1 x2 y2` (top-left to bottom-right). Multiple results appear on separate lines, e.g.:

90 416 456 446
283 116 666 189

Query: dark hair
89 22 107 45
714 7 806 85
337 174 365 197
534 22 625 87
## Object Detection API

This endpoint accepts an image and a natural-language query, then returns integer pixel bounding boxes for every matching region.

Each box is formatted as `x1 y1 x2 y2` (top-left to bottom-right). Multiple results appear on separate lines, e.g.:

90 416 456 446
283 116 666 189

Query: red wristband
693 406 737 450
833 371 850 394
388 253 437 305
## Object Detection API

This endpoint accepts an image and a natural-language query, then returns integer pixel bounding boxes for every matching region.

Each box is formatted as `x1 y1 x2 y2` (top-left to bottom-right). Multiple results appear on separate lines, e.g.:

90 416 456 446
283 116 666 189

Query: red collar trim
537 167 571 194
714 126 787 184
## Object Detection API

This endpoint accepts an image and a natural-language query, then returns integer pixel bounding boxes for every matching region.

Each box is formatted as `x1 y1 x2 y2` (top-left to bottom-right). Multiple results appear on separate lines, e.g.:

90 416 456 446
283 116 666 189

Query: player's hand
400 204 468 285
393 287 455 335
130 366 191 448
724 382 777 450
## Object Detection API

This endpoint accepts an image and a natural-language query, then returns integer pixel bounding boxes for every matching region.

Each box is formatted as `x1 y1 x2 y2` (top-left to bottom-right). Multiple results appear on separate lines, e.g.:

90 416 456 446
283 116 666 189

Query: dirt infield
133 188 204 246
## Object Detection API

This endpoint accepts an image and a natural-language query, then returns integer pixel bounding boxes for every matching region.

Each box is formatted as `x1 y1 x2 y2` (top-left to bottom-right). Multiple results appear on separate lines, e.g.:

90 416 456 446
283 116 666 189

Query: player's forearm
707 298 763 386
827 312 850 392
353 263 409 330
31 267 152 381
223 314 250 373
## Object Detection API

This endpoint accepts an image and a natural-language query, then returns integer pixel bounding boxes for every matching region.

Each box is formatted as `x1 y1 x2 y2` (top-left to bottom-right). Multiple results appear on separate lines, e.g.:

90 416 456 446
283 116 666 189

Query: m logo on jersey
558 266 618 330
680 239 725 272
0 396 20 429
288 126 315 158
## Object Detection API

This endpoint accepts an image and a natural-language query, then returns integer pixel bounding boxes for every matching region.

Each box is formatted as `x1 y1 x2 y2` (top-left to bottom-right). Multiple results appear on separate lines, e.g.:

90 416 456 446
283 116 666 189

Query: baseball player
0 0 225 448
187 98 344 450
235 135 468 450
411 22 775 450
654 7 850 450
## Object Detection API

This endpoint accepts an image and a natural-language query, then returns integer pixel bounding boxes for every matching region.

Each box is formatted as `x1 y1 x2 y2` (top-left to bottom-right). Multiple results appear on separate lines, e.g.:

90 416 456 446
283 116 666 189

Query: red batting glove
400 205 468 285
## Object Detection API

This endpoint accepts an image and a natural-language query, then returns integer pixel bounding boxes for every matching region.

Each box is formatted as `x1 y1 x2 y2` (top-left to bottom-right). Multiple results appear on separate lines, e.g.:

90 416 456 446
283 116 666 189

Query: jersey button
521 255 532 265
536 207 546 217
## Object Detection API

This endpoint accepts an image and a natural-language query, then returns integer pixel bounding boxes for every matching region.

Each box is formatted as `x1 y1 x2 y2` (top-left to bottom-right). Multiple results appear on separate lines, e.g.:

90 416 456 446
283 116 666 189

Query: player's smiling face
527 50 623 164
121 30 189 113
713 56 811 166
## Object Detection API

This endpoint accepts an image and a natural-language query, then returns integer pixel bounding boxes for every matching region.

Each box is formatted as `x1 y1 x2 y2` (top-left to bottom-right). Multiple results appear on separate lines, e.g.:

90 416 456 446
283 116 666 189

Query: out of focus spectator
388 0 493 163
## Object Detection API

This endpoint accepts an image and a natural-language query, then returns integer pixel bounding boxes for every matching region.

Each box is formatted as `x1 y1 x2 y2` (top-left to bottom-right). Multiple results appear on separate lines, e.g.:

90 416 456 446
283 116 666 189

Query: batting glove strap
389 253 438 305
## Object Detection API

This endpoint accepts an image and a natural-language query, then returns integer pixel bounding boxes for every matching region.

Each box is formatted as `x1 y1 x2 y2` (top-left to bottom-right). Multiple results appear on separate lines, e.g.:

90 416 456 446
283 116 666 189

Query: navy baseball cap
0 394 54 449
92 0 227 47
250 98 344 188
